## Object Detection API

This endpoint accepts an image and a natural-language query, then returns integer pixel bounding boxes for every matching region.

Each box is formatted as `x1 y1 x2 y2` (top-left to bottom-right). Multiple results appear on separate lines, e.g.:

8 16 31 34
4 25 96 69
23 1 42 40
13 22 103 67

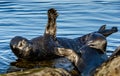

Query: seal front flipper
55 47 85 74
10 8 59 60
41 8 60 58
43 8 59 48
44 8 58 40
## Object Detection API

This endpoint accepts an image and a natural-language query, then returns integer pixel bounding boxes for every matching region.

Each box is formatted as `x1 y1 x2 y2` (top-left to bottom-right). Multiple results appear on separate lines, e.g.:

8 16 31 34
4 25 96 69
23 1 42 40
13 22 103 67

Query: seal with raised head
55 32 108 76
10 8 118 61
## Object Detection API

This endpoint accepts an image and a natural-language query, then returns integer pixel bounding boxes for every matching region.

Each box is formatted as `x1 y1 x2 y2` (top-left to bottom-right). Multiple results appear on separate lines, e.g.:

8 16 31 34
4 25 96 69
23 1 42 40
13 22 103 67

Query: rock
6 58 79 76
1 67 71 76
93 46 120 76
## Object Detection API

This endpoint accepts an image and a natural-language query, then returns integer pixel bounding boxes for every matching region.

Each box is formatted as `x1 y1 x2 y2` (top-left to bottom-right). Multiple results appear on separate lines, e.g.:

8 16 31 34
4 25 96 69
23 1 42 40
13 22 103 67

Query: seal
10 8 59 60
10 8 118 61
55 33 108 76
57 25 118 53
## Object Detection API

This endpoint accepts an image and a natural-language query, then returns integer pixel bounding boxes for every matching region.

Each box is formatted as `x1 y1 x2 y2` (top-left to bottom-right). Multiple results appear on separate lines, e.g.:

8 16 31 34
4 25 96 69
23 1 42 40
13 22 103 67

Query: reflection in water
0 0 120 74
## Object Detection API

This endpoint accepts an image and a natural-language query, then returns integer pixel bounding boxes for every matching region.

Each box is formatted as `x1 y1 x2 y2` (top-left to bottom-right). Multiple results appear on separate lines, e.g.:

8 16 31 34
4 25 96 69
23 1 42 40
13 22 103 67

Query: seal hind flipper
111 27 118 33
98 25 106 31
44 8 58 40
97 25 118 37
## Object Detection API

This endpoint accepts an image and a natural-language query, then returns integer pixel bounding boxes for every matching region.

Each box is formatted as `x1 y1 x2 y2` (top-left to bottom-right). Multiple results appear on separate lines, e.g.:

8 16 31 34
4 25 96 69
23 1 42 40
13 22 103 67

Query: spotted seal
55 33 108 76
10 8 59 60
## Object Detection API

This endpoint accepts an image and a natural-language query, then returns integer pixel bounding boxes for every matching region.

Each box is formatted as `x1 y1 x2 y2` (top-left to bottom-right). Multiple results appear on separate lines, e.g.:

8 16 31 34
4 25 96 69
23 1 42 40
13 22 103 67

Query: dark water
0 0 120 74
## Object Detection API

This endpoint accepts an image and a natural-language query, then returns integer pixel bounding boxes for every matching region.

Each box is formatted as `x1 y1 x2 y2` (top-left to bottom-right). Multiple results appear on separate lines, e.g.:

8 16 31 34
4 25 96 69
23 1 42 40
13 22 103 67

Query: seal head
10 36 33 59
86 33 107 53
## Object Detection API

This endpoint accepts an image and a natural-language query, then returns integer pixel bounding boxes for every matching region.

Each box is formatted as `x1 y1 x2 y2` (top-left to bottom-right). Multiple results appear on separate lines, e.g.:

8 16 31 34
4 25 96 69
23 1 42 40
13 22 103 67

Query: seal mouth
11 43 33 58
87 40 96 48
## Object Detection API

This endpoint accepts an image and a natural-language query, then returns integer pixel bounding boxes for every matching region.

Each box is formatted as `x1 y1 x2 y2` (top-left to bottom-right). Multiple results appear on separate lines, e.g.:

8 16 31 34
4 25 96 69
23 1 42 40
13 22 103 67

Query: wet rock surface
5 57 79 76
1 67 72 76
94 46 120 76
